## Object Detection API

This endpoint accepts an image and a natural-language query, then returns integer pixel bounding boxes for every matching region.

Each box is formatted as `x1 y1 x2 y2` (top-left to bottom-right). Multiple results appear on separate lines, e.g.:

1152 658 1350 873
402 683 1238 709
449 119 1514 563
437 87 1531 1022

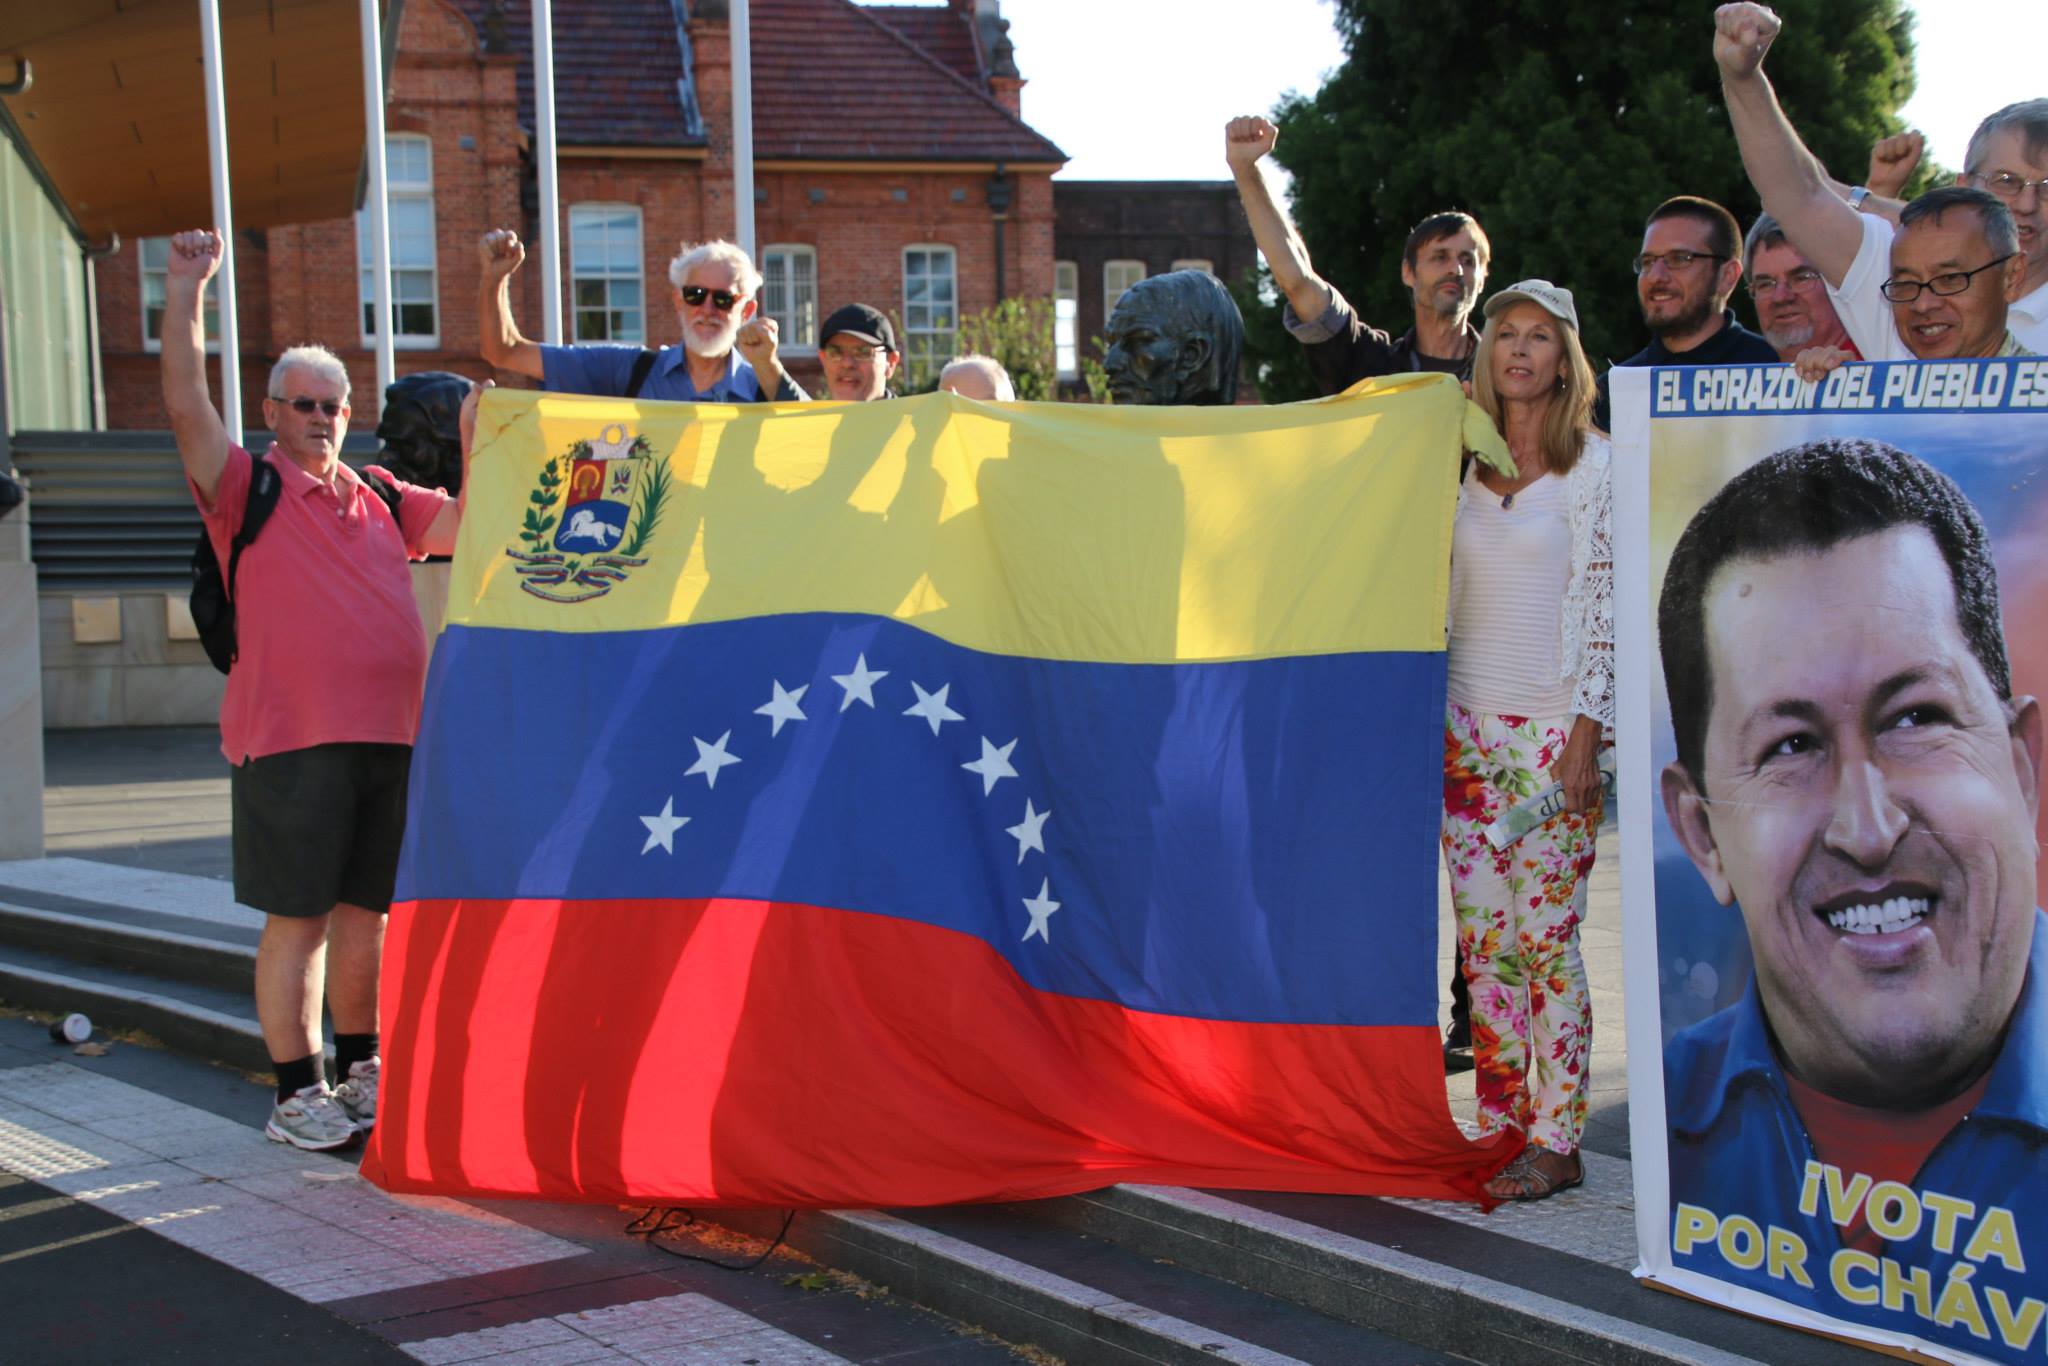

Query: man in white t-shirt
1713 3 2042 359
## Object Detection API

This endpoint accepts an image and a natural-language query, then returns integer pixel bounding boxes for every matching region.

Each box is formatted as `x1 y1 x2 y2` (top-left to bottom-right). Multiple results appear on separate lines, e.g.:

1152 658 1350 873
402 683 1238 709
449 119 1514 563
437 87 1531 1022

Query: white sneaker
333 1056 380 1132
265 1082 358 1151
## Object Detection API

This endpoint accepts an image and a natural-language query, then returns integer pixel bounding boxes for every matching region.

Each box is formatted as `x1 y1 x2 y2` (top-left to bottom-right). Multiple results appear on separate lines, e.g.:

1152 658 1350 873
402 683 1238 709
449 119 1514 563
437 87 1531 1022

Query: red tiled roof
448 0 702 148
753 0 1064 163
863 5 984 87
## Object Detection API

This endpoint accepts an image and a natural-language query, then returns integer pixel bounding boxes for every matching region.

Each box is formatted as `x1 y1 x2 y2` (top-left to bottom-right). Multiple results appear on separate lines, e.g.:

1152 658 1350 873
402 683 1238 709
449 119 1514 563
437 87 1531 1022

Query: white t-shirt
1446 465 1578 719
1830 213 2047 358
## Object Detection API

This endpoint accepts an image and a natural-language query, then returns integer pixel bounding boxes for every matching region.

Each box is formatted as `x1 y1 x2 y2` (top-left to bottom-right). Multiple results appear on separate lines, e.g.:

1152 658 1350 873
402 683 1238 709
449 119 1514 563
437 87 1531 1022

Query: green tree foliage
938 297 1060 401
1245 0 1917 400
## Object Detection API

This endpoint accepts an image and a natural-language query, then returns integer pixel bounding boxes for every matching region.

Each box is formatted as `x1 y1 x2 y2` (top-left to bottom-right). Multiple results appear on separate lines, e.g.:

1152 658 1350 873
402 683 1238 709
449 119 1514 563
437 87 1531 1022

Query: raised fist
478 228 525 280
1225 116 1279 173
1713 3 1781 79
1867 130 1925 201
166 230 224 285
735 315 779 372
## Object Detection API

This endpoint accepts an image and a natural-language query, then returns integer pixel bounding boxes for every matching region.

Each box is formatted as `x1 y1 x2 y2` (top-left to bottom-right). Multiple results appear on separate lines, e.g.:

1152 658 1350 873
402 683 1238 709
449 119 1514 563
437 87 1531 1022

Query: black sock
274 1053 321 1101
334 1032 380 1078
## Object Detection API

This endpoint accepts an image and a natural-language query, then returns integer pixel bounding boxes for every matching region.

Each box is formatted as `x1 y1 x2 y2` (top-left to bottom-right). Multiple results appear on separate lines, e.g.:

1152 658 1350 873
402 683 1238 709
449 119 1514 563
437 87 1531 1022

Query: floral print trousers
1441 702 1599 1155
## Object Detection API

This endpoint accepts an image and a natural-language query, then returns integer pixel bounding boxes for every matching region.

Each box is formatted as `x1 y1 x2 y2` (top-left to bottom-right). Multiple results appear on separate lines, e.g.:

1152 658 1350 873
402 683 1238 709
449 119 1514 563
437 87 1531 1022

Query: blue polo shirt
538 343 803 402
1663 909 2047 1362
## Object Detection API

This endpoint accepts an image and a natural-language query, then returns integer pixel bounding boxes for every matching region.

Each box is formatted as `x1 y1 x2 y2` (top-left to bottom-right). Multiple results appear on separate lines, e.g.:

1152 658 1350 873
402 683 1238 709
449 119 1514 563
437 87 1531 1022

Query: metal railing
11 430 381 590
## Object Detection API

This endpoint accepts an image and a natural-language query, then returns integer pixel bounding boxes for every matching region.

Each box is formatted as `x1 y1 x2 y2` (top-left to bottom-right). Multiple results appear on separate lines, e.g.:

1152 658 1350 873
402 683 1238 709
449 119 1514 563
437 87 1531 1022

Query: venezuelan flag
361 379 1519 1206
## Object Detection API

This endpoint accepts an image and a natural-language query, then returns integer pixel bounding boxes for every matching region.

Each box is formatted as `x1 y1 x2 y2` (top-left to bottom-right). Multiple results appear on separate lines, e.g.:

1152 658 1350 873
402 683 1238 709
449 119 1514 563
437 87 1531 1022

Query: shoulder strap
225 455 284 602
624 348 660 399
361 463 406 521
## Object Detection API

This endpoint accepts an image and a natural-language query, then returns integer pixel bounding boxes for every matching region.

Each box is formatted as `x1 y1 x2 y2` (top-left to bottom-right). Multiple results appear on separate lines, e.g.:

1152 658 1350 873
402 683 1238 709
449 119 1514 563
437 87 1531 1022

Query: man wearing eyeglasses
161 229 475 1153
1743 214 1857 363
817 304 903 402
477 231 805 402
1715 4 2040 362
1591 196 1780 432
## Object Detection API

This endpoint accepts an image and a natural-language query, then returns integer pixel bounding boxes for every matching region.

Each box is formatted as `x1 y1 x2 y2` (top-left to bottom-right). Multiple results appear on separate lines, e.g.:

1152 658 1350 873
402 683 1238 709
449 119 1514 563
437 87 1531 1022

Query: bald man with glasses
1715 3 2038 363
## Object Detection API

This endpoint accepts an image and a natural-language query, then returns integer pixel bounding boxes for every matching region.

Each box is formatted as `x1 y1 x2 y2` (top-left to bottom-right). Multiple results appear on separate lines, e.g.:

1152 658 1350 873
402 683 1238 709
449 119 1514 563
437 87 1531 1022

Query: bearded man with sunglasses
1716 3 2038 363
478 231 804 402
162 229 473 1152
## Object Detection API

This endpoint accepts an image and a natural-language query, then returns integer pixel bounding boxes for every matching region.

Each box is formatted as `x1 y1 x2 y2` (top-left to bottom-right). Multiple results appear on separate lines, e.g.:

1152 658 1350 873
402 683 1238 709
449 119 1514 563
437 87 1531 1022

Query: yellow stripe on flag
448 374 1486 664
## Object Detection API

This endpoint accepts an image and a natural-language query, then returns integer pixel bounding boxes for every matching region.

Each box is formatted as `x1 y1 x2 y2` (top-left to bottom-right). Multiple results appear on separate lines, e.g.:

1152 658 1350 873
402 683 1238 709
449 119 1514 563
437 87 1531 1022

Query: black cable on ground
624 1206 796 1271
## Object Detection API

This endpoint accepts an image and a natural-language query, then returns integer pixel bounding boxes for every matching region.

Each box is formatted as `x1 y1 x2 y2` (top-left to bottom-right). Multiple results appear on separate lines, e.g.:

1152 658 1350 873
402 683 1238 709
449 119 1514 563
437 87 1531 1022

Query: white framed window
761 244 818 353
902 244 957 389
569 204 644 343
1171 258 1214 275
1054 260 1078 380
139 237 219 352
356 134 439 346
1104 259 1146 319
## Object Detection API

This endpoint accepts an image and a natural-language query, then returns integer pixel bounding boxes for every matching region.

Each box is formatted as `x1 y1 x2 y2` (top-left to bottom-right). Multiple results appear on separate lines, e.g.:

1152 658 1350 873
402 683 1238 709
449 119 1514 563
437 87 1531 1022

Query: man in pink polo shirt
162 230 471 1151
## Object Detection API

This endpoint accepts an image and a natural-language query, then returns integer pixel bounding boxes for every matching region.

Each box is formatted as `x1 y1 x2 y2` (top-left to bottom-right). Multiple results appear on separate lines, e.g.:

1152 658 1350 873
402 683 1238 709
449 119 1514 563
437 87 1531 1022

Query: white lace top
1448 432 1615 728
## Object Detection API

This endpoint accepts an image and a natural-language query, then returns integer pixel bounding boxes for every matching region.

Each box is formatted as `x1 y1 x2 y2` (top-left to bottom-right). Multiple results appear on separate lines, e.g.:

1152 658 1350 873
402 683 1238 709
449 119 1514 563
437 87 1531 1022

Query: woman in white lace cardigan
1442 280 1613 1202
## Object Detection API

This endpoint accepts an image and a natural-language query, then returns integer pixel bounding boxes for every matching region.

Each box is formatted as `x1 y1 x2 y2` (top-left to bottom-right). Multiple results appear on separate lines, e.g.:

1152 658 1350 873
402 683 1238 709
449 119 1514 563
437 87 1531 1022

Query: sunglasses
278 397 346 417
680 285 739 311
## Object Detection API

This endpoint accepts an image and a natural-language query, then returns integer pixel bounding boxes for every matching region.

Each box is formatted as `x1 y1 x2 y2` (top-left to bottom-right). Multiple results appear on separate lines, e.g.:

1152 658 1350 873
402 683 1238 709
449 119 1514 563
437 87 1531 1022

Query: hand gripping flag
362 378 1522 1207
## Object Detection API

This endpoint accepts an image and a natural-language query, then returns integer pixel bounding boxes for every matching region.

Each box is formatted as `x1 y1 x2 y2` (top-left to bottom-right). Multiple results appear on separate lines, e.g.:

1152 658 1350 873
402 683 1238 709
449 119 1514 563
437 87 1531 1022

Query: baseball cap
820 304 899 353
1483 279 1579 332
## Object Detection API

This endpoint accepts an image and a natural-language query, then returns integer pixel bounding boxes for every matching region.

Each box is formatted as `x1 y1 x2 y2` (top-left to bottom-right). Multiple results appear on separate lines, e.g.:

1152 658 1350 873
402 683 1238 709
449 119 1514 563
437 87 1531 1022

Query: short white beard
1763 320 1814 352
682 321 738 359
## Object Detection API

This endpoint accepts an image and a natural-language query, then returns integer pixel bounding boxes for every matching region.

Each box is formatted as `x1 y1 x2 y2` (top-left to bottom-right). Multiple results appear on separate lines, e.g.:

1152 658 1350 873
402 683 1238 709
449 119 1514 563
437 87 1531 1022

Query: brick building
92 0 1065 428
1050 180 1260 392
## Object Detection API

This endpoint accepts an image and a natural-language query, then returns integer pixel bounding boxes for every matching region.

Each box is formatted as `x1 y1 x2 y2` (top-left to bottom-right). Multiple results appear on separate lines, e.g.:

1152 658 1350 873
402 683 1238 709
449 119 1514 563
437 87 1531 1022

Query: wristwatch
1847 185 1871 211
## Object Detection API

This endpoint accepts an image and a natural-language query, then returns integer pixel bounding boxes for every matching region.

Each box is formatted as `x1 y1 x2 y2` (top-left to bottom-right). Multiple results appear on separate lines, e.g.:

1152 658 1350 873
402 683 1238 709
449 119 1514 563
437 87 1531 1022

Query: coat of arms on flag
507 420 671 602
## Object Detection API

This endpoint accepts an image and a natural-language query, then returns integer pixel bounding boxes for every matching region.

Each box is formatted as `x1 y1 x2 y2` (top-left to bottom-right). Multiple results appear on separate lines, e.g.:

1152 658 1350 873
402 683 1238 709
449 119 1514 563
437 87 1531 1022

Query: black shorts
231 743 413 919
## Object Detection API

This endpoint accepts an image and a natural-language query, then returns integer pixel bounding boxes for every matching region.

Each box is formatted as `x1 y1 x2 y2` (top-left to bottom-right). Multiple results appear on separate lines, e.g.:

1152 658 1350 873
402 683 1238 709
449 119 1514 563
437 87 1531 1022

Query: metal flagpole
360 0 395 405
731 0 754 256
197 0 242 446
532 0 563 344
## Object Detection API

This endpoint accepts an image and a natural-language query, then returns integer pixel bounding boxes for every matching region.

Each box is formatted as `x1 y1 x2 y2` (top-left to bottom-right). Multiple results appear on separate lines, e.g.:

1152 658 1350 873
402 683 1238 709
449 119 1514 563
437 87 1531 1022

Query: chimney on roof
964 1 1024 117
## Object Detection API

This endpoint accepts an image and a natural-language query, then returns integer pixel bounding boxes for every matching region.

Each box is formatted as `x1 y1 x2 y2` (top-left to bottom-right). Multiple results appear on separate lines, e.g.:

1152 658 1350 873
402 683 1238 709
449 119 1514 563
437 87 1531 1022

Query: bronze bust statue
1100 269 1245 406
373 370 474 494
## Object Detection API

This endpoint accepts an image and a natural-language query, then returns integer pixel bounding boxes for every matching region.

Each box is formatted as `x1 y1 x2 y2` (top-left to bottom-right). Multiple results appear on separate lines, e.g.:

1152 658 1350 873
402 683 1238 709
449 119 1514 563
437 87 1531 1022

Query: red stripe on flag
361 898 1518 1206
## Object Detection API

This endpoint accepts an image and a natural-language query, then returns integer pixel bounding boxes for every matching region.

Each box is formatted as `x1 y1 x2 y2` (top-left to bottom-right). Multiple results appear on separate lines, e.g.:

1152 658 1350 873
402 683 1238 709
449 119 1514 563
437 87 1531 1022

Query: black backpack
190 457 405 674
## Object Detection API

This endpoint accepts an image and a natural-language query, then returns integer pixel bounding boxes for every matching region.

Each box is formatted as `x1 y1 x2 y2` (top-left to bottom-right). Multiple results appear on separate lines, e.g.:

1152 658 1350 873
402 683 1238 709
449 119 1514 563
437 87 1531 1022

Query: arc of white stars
1021 878 1060 943
833 654 888 711
962 736 1018 796
685 730 741 789
639 797 688 854
1006 798 1050 864
904 681 965 736
755 680 808 736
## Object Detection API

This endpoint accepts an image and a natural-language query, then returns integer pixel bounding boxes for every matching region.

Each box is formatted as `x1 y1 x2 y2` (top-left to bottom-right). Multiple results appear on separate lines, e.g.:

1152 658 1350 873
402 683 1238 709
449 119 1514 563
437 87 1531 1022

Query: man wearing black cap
819 304 902 402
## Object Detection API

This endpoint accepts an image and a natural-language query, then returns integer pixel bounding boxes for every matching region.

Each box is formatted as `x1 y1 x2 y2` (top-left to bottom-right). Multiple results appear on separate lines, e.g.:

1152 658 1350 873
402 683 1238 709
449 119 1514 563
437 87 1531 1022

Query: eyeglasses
1748 267 1824 298
1879 254 2014 303
1967 170 2048 202
823 343 883 363
1632 250 1726 276
276 397 346 417
680 285 739 311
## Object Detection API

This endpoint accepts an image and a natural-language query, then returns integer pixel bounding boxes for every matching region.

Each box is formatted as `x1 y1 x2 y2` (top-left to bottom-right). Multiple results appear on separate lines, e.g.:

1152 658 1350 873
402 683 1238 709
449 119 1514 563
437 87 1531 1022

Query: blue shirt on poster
538 343 802 402
1663 909 2048 1363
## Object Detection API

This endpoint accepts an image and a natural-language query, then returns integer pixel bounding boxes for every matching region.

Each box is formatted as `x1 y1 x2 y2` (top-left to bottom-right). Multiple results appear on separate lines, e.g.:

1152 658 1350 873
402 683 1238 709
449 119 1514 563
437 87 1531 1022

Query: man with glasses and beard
477 231 805 401
1715 3 2039 364
1591 196 1779 431
1744 214 1858 363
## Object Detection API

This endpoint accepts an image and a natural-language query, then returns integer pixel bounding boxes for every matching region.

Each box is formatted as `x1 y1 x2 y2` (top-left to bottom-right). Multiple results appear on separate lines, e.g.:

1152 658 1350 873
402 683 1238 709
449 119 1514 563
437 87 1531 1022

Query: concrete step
0 936 270 1074
0 883 256 993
